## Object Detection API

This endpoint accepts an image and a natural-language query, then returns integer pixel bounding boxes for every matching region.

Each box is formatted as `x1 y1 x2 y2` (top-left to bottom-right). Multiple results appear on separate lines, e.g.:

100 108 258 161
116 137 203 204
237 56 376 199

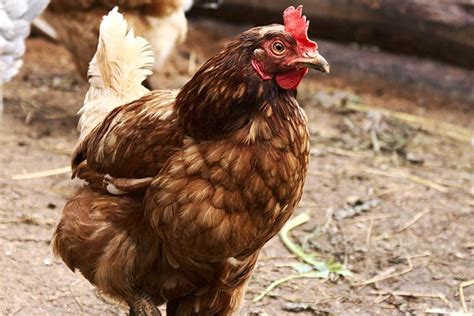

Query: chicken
0 0 50 83
43 0 193 81
53 6 330 315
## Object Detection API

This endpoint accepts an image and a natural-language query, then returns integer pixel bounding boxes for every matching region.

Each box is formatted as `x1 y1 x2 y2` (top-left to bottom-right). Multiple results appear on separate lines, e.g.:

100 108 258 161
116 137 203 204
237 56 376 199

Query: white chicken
0 0 49 83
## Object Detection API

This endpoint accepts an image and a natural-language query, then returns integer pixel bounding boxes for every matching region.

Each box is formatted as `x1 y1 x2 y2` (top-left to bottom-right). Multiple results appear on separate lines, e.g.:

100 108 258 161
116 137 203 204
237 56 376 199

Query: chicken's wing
73 90 184 179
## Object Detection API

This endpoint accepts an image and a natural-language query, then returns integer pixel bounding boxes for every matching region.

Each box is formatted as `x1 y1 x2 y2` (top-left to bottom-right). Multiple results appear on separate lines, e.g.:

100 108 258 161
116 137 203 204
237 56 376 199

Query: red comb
283 5 318 51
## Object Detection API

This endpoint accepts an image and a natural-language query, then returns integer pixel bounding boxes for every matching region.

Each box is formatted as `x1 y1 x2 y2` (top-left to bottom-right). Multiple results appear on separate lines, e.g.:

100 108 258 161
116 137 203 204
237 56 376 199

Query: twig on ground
371 294 391 305
47 293 80 302
374 209 430 240
426 308 472 315
352 166 449 193
400 251 431 260
430 177 472 194
74 296 84 312
252 272 325 302
322 146 373 158
364 186 415 201
369 290 450 306
323 207 334 230
258 255 296 261
395 209 431 234
10 306 24 315
10 166 71 180
460 279 474 313
352 256 413 286
345 213 397 224
366 217 374 251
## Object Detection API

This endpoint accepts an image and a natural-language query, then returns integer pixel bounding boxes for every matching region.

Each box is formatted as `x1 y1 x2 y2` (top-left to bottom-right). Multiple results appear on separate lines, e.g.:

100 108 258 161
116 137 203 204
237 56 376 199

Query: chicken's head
250 5 330 90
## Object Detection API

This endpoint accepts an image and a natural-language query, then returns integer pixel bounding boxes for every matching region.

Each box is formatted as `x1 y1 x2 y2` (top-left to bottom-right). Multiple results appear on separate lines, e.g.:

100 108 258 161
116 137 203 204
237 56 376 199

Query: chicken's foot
129 291 161 316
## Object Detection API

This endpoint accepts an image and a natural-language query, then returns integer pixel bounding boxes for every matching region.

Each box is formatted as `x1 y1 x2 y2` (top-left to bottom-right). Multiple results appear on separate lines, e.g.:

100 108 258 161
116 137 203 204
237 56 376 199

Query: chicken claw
129 292 161 316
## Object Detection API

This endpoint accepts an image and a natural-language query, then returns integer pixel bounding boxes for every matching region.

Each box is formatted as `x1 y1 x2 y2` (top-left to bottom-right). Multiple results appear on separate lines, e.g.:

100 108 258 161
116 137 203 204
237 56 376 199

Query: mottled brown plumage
54 6 329 315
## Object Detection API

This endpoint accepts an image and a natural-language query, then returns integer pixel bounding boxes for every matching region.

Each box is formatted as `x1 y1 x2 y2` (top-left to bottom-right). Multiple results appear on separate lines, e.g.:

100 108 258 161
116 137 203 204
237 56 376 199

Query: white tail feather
78 7 155 141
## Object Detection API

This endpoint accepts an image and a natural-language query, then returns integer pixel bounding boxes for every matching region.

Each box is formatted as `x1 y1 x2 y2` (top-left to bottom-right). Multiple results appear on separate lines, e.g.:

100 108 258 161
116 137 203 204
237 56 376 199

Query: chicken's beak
294 52 330 74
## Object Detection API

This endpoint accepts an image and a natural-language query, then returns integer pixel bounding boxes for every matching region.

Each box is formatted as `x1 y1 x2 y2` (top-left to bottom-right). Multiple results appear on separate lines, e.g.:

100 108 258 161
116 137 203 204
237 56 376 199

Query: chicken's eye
271 41 286 56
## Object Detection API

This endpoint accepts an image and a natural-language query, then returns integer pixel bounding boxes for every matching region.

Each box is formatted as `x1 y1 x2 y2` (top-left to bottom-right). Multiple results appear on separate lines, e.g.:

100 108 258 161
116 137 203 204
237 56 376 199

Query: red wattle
275 68 308 90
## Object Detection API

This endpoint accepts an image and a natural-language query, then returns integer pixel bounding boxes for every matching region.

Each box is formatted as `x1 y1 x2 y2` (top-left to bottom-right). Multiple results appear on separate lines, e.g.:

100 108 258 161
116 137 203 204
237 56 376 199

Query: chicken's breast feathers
143 103 310 264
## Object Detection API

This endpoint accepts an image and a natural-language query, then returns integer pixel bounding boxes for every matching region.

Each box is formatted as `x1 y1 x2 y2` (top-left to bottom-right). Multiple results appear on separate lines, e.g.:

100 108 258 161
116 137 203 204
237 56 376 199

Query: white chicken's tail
78 7 155 140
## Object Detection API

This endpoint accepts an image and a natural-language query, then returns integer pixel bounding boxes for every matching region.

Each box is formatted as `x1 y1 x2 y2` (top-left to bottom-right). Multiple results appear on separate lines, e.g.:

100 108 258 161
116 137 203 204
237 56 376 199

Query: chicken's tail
78 7 155 140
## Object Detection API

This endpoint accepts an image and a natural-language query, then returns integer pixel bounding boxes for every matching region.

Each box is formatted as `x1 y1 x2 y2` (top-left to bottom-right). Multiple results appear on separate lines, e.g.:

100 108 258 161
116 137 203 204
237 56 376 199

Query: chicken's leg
165 279 249 315
129 292 161 316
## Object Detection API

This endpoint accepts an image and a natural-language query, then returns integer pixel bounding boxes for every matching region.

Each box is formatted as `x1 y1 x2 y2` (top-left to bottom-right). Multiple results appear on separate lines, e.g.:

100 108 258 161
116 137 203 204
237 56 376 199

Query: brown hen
53 6 329 315
43 0 191 80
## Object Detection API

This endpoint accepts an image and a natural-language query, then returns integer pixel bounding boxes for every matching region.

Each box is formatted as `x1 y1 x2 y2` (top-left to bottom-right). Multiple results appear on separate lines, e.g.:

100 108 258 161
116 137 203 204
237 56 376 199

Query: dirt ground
1 19 473 316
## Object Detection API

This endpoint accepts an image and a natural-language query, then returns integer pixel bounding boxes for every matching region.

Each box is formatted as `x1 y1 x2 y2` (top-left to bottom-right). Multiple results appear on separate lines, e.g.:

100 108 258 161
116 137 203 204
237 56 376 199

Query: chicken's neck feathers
175 46 297 141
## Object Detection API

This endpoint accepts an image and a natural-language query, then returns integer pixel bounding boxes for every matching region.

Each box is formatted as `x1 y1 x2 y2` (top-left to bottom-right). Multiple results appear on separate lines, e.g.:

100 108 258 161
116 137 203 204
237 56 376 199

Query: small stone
346 195 361 205
43 258 52 266
406 152 424 164
455 252 467 259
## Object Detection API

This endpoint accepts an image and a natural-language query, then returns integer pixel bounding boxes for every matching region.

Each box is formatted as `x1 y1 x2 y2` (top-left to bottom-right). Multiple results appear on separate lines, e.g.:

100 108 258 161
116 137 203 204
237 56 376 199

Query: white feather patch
78 7 155 141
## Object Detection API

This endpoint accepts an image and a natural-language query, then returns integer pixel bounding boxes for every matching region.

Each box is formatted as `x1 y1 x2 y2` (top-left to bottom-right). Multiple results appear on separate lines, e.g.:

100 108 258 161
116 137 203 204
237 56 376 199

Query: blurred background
1 0 473 315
